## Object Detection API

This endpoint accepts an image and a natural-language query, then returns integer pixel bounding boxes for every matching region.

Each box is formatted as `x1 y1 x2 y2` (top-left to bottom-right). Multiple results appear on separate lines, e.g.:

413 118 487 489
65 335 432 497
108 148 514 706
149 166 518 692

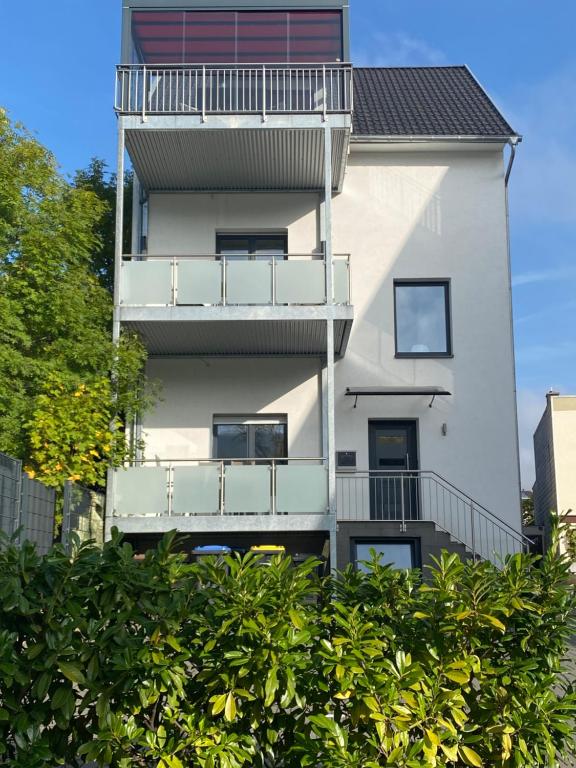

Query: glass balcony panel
275 260 325 304
276 465 328 514
226 261 272 304
115 467 168 516
121 261 172 305
119 256 350 312
224 465 271 514
172 466 220 515
177 260 222 305
334 259 350 304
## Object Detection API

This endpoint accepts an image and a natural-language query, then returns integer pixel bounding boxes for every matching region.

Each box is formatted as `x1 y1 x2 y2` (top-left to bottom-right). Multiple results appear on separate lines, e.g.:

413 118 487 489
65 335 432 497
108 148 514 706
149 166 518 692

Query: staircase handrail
336 469 532 551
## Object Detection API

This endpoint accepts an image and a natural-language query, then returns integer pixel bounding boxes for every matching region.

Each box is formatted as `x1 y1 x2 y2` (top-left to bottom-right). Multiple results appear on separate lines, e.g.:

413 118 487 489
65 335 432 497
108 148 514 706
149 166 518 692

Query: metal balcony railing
115 63 353 119
113 458 328 518
119 254 350 307
337 470 531 563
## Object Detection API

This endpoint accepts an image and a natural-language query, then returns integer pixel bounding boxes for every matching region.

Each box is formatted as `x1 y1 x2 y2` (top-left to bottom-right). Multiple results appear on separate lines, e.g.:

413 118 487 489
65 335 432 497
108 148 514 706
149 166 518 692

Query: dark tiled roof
353 66 516 138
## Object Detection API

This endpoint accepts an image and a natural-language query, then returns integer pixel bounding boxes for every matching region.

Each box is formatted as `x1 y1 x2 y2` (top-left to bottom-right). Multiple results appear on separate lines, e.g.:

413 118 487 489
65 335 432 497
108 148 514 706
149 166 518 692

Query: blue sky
1 1 574 486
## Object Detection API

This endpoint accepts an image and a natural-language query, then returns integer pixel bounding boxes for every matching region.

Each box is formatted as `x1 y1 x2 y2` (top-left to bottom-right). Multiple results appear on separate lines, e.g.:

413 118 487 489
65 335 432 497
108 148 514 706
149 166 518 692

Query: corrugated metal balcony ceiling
121 317 352 357
124 123 350 191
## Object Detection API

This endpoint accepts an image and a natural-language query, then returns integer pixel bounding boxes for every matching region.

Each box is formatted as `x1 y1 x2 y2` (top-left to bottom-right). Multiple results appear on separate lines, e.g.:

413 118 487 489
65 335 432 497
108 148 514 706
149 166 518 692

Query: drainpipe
505 136 520 187
504 135 523 531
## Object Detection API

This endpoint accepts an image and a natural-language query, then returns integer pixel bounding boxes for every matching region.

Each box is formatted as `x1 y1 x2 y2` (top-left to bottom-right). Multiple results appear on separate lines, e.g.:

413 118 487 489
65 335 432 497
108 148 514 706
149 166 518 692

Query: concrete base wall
337 520 470 572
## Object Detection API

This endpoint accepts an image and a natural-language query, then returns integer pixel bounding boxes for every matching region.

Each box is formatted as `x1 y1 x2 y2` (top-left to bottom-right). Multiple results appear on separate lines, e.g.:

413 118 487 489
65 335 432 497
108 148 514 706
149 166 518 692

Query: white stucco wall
330 148 521 527
139 145 521 531
141 357 322 461
147 192 319 255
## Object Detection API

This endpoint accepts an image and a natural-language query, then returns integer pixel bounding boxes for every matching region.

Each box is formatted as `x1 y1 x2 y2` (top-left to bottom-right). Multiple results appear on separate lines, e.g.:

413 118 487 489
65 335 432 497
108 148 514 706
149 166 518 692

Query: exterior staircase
336 470 531 568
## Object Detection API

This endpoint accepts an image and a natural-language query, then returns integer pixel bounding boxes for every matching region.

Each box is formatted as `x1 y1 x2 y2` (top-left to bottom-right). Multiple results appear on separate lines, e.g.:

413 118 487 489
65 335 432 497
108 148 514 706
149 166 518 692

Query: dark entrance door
368 420 419 521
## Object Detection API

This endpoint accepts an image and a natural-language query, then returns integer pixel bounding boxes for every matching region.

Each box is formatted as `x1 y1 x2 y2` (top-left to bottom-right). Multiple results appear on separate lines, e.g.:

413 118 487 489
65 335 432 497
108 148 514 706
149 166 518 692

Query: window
131 10 344 65
394 280 451 357
353 540 416 572
216 233 287 261
213 416 287 461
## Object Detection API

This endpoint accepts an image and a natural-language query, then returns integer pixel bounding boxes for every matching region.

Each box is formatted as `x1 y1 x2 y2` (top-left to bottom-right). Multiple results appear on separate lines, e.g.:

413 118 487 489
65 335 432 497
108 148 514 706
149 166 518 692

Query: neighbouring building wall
551 397 576 515
140 357 322 461
331 147 521 530
533 403 556 528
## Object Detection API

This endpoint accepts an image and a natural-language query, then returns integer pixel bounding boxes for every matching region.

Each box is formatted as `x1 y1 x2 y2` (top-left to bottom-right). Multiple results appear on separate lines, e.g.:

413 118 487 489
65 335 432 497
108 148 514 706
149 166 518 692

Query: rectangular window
216 233 287 261
213 416 287 461
353 540 416 572
132 10 343 65
394 280 451 357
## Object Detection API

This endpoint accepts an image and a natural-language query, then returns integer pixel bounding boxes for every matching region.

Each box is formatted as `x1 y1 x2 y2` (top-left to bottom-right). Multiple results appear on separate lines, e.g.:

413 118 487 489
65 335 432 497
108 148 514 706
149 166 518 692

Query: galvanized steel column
106 126 126 540
323 123 338 572
112 126 125 345
131 173 141 256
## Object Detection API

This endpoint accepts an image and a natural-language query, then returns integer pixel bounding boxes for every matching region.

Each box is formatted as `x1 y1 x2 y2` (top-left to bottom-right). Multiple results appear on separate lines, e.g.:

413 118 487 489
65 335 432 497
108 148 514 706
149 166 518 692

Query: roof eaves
350 134 522 143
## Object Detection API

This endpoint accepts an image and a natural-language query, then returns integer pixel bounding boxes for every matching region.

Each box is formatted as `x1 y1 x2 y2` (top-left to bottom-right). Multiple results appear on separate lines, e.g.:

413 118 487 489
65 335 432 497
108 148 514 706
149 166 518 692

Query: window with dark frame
216 233 287 261
213 416 287 462
394 280 452 357
352 539 417 572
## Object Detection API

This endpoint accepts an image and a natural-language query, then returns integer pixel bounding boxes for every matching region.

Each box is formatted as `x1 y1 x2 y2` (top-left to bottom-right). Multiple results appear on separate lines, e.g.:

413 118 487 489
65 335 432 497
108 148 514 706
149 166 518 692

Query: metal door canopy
346 386 452 408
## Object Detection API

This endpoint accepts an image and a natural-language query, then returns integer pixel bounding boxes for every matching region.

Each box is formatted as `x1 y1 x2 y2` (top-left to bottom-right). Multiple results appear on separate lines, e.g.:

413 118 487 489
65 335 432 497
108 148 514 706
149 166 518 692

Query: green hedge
0 530 575 767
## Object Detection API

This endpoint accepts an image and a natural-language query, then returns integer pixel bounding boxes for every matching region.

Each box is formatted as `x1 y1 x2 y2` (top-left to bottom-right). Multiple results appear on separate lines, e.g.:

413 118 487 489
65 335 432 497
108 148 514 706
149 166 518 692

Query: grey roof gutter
351 134 523 144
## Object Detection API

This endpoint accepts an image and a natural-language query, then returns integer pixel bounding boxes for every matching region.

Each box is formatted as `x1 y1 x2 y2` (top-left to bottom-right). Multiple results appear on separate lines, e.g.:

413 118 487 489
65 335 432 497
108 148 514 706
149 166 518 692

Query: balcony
112 458 330 535
119 254 354 356
115 64 353 191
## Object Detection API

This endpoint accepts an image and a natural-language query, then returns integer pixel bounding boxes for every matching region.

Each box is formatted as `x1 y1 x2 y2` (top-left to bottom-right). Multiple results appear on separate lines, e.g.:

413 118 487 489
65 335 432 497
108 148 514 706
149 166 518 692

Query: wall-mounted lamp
441 423 448 436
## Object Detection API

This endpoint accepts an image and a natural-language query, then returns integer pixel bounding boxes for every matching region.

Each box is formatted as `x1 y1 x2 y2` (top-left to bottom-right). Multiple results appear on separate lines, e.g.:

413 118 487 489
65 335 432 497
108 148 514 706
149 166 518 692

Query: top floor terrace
120 1 350 67
116 1 352 192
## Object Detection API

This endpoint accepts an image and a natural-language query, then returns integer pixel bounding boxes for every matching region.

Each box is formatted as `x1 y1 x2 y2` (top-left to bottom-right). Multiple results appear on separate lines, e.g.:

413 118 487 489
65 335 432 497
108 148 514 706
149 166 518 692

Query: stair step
431 528 474 560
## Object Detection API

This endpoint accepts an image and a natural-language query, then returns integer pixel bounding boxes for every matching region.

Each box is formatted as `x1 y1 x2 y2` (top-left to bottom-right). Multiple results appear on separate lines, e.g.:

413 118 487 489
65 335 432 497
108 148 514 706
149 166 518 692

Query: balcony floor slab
108 514 334 537
120 114 351 192
120 309 353 357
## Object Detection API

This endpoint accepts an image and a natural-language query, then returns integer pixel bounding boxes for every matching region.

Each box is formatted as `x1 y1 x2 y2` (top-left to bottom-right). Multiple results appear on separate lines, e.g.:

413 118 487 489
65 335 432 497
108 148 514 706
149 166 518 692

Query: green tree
0 108 151 489
73 157 133 293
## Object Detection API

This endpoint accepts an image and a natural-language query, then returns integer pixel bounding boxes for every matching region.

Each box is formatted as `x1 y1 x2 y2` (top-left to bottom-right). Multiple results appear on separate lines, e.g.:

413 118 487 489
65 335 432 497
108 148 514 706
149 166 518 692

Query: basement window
353 539 416 572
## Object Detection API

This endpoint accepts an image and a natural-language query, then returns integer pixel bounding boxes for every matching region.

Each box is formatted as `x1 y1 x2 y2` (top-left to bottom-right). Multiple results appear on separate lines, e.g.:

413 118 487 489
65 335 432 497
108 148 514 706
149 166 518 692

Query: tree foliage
0 532 574 768
73 157 133 293
521 495 534 527
25 375 124 488
0 109 150 487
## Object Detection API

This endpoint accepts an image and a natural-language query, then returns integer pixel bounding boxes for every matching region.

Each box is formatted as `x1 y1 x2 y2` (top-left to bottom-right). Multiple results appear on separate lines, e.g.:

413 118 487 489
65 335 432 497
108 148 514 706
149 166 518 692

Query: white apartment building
107 0 526 569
